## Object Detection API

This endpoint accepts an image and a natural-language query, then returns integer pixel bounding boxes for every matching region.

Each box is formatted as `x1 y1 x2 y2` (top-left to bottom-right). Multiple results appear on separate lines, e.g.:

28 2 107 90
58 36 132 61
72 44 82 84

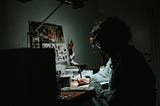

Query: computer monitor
0 48 57 106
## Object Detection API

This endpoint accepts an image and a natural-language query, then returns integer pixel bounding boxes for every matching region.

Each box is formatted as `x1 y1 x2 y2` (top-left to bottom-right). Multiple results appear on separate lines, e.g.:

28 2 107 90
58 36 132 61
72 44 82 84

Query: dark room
0 0 160 106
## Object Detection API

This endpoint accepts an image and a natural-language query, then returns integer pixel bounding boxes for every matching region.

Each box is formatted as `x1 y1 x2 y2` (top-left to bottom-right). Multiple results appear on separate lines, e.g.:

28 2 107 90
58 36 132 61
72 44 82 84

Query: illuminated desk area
58 86 95 106
57 66 95 106
56 65 109 106
57 79 108 106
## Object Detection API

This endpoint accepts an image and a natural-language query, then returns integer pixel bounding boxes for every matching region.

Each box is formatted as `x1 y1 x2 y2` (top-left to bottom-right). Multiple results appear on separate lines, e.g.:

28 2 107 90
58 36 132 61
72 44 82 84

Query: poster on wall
29 21 65 48
28 21 69 63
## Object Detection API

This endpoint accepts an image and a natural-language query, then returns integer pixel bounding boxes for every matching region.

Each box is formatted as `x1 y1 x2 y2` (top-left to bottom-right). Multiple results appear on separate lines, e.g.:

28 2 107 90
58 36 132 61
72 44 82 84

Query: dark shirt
108 45 156 106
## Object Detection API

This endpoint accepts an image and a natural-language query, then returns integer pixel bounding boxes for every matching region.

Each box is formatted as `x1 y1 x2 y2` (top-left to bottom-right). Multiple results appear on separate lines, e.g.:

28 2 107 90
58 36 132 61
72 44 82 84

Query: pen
79 67 82 78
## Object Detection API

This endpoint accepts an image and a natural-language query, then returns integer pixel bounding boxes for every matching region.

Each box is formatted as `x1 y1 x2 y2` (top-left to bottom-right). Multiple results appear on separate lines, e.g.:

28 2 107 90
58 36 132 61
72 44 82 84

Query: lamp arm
35 1 65 32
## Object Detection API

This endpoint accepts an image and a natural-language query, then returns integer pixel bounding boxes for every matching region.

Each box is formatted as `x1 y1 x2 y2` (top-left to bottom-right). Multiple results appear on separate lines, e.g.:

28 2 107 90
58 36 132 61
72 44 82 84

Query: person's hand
77 77 90 85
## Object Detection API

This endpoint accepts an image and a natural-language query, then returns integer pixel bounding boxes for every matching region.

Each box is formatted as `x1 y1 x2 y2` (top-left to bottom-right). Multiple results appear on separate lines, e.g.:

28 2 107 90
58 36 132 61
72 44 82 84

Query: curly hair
90 16 132 50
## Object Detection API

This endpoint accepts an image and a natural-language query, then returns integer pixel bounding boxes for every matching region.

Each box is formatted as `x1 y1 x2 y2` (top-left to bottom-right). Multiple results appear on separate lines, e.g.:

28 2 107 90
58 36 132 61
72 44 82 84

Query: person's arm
77 76 91 85
77 58 112 85
90 58 112 82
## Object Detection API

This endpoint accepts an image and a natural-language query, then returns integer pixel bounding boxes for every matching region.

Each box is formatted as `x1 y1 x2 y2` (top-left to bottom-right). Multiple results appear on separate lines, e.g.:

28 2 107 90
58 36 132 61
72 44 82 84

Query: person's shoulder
126 45 148 66
128 45 153 71
127 45 138 52
127 45 143 57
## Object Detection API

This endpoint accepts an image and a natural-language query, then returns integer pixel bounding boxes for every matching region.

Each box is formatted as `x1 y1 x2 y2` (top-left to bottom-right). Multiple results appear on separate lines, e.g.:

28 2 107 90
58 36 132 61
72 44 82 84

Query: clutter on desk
68 40 79 65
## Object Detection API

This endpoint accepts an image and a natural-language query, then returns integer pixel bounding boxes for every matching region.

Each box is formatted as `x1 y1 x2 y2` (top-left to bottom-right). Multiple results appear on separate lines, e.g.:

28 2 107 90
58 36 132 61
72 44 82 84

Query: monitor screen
0 48 57 106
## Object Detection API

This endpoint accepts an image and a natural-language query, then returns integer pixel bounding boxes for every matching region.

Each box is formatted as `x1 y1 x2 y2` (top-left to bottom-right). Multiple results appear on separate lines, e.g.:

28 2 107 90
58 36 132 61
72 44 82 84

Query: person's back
108 45 156 106
88 16 156 106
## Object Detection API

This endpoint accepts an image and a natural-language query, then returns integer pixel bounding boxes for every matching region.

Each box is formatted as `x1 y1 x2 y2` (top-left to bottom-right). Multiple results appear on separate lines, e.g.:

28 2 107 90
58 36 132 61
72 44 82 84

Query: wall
0 0 157 69
149 0 160 105
0 0 101 68
0 0 154 68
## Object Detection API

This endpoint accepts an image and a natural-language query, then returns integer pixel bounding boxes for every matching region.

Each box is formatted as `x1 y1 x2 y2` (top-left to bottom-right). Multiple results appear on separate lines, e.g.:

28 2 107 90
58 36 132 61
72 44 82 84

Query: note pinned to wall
42 43 69 63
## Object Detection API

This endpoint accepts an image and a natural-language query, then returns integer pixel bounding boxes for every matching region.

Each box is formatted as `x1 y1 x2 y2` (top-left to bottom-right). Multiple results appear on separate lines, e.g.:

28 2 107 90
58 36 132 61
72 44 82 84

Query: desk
57 81 108 106
58 90 95 106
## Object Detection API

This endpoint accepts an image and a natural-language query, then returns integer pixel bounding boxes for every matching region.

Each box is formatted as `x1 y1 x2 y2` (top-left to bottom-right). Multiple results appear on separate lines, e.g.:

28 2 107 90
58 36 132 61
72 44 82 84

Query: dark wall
149 0 160 105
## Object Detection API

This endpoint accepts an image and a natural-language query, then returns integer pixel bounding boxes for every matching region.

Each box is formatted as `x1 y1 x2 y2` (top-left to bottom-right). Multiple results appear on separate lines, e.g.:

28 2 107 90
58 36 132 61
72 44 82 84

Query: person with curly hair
77 16 156 106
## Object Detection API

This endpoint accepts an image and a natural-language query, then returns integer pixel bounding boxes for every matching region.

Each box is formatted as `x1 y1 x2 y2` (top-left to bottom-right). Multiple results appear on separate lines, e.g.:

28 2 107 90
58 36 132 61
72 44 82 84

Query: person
77 16 156 106
77 57 112 85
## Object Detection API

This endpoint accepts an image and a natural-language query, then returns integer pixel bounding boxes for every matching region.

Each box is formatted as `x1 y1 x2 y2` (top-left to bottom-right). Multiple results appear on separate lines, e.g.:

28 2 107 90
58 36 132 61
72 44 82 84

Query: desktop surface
59 89 95 106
